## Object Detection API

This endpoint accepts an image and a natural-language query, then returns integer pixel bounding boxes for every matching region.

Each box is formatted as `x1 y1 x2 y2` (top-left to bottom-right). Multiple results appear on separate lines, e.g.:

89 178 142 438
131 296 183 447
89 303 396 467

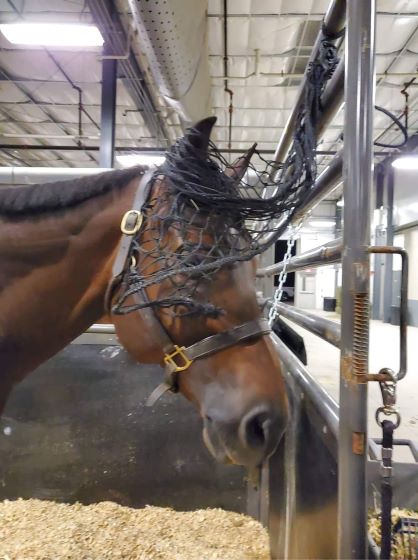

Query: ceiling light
308 220 335 228
0 23 104 47
116 154 165 168
391 155 418 170
336 199 344 207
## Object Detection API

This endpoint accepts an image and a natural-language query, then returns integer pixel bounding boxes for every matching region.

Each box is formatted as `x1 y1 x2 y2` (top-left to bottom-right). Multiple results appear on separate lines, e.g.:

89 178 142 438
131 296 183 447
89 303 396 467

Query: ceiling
0 0 417 181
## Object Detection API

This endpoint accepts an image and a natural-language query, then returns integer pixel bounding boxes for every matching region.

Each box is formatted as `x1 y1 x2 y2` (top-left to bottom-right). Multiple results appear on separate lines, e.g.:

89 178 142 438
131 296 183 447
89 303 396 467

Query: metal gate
255 1 418 558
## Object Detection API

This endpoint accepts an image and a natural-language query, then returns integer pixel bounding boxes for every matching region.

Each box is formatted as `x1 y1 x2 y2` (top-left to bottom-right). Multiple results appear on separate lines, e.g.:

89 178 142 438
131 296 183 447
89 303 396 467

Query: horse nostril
239 407 274 449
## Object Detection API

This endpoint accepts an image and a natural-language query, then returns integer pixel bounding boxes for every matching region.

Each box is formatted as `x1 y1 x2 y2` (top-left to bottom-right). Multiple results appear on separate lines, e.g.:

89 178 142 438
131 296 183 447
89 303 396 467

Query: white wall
403 227 418 300
295 231 337 310
394 168 418 228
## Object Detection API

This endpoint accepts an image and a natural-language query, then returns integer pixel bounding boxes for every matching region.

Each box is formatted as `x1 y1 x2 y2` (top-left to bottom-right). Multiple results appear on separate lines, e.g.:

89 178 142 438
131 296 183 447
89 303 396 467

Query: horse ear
186 116 217 153
224 143 257 183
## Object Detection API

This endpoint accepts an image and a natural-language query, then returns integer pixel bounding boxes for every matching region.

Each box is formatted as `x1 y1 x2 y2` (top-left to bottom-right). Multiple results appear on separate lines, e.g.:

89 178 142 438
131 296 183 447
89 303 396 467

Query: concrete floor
288 310 418 446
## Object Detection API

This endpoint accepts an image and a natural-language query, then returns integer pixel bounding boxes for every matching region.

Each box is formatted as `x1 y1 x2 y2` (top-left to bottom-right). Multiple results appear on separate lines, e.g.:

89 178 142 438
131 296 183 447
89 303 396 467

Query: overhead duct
127 0 211 125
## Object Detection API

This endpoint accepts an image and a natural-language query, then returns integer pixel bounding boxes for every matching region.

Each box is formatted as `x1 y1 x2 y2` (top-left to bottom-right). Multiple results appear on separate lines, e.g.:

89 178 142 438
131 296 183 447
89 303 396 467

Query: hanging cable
374 105 408 149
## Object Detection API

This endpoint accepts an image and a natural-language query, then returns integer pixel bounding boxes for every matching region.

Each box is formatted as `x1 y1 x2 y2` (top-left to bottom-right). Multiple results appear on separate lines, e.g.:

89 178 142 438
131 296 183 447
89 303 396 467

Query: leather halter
106 171 272 406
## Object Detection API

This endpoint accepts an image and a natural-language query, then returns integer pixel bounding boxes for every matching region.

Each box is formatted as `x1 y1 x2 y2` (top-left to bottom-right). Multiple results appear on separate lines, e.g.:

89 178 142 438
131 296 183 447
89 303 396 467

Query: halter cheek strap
146 318 271 407
104 170 155 314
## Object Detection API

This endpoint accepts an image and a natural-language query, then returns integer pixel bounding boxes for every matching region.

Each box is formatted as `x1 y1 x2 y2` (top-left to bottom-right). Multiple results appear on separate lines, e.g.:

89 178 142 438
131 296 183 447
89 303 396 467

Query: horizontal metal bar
86 324 116 334
0 144 392 159
272 0 346 168
270 302 341 347
271 332 339 438
259 153 344 247
293 152 343 221
257 238 342 277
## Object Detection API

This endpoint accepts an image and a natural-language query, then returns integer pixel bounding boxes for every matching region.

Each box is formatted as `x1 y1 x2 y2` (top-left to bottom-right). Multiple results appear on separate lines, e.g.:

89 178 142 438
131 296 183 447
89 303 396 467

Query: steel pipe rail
316 59 345 142
271 0 346 172
292 151 343 221
271 333 339 438
257 238 342 277
86 324 116 334
260 152 343 247
338 2 375 556
270 302 341 347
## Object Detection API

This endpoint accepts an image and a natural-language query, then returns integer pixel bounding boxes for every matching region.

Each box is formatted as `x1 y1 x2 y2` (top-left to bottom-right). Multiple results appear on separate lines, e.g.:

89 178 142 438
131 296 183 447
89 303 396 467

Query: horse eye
186 254 204 267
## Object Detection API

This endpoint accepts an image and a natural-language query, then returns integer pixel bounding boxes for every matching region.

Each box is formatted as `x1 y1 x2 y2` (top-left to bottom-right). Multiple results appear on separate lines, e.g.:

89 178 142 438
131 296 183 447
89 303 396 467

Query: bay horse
0 117 288 468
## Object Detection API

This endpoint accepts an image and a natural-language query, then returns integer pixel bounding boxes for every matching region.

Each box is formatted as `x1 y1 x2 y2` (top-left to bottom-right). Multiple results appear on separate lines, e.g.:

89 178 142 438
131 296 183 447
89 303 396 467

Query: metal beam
372 164 386 320
338 2 375 557
0 67 89 167
0 144 393 159
272 0 346 168
99 45 117 168
260 153 344 247
88 0 170 146
383 165 395 323
86 324 115 334
257 238 342 277
269 302 341 347
271 334 339 438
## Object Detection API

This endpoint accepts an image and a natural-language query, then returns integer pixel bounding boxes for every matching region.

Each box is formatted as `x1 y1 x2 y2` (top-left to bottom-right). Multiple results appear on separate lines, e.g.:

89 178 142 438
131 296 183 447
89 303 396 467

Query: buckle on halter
121 210 143 235
164 346 193 372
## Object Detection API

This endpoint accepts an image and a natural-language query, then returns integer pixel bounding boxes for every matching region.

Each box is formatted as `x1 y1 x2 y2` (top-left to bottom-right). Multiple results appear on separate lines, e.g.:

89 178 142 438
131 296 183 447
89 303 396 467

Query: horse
0 117 288 468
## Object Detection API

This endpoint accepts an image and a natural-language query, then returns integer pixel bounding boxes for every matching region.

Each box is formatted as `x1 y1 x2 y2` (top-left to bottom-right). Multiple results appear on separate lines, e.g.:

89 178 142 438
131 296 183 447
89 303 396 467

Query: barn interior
0 1 417 559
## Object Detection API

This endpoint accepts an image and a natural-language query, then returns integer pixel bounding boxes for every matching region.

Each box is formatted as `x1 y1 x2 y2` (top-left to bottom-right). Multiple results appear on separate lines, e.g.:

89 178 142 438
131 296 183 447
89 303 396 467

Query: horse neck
0 177 139 382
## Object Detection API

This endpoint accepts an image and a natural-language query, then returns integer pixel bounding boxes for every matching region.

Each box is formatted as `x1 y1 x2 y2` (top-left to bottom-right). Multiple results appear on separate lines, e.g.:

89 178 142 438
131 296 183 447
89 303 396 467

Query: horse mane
0 166 146 217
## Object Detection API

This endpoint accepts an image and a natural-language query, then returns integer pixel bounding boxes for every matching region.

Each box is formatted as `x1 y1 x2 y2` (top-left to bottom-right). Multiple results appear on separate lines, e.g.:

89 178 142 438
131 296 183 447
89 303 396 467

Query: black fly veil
112 33 340 317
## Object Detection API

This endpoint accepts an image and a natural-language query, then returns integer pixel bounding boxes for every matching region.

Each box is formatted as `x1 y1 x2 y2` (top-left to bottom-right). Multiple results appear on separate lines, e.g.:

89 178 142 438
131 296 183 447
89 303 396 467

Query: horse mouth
202 425 236 465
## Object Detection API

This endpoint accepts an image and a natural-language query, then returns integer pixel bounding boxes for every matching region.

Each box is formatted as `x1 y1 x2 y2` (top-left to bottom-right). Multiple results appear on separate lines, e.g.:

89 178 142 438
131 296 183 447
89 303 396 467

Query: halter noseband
106 172 271 406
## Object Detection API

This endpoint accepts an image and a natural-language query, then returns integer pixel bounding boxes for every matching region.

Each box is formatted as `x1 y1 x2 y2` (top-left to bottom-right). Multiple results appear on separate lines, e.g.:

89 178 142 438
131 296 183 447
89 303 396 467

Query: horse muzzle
202 403 286 467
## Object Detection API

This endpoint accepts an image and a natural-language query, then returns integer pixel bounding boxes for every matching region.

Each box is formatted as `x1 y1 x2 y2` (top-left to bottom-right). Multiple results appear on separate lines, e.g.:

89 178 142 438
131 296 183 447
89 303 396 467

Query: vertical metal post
383 165 395 323
372 164 385 320
99 45 117 168
338 1 375 558
335 204 342 299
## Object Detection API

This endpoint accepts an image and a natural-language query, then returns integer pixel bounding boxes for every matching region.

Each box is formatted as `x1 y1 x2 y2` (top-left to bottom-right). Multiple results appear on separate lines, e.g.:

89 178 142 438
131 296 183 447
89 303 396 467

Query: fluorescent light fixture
116 154 165 168
336 199 344 207
0 23 104 47
391 155 418 170
309 220 335 228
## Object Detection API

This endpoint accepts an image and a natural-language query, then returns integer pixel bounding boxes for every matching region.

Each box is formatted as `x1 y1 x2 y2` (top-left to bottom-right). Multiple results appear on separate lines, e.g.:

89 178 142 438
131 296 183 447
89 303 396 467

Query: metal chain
268 221 304 327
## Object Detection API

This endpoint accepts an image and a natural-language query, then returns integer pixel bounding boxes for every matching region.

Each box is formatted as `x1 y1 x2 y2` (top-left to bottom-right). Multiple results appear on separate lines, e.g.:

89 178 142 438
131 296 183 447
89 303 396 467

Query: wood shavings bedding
0 498 269 560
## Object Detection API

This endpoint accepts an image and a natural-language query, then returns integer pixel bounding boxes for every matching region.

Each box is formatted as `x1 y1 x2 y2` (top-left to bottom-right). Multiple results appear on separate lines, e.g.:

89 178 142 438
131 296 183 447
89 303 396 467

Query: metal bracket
368 246 408 381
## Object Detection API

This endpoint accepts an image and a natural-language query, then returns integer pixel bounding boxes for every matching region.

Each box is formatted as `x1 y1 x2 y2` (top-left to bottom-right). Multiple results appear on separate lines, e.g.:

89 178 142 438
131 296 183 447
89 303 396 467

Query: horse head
110 117 288 468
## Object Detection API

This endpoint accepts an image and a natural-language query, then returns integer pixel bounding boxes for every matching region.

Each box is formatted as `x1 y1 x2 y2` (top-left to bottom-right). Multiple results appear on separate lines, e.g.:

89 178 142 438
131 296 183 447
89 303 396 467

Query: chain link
268 221 304 327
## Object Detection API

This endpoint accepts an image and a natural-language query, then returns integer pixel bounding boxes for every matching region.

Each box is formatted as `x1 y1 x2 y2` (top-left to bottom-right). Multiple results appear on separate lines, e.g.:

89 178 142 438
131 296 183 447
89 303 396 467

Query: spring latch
375 368 401 430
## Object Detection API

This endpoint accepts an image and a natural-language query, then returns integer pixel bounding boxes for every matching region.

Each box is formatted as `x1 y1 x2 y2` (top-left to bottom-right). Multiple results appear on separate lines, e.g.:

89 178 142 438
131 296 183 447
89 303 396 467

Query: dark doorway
274 240 296 303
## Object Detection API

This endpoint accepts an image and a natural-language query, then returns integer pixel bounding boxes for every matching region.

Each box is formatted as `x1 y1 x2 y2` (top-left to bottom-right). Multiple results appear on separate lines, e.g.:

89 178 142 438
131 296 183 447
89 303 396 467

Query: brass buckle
120 210 143 235
164 346 193 372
